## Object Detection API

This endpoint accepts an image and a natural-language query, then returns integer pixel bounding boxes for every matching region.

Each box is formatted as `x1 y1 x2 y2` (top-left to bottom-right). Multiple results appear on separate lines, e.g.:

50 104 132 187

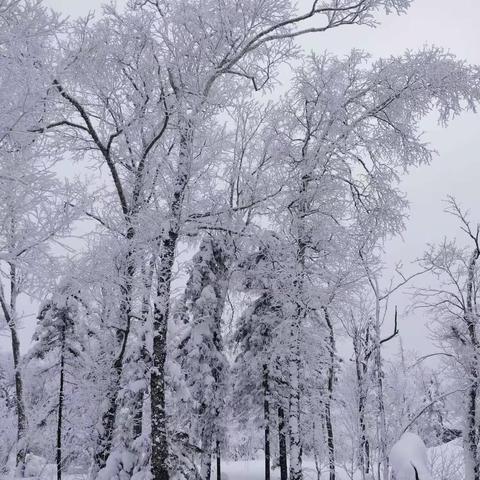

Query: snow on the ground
4 440 463 480
218 459 351 480
5 460 347 480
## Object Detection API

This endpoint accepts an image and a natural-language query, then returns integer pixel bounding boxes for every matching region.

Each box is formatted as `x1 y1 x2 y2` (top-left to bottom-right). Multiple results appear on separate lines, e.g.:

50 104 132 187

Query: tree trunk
358 385 370 477
288 171 309 480
133 259 155 439
323 307 336 480
151 235 175 480
216 440 221 480
373 298 388 480
278 407 288 480
289 318 302 480
465 378 480 480
200 447 212 480
354 333 370 479
198 400 214 480
464 249 480 480
151 118 192 480
11 325 26 474
313 421 322 480
57 330 65 480
324 402 335 480
263 364 271 480
93 295 134 469
94 227 136 472
2 263 27 475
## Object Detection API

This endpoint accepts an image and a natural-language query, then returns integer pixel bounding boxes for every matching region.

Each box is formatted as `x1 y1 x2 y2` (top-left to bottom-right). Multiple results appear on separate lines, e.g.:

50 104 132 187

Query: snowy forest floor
1 439 462 480
4 461 348 480
3 440 464 480
221 459 342 479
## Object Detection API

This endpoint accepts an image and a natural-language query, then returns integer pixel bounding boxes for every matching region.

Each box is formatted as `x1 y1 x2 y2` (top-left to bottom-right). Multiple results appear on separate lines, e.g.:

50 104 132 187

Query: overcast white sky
5 0 480 359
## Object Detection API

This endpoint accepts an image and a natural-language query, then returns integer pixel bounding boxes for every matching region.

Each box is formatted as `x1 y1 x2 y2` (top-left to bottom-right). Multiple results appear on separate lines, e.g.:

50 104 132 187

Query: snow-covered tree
173 236 231 479
415 198 480 480
270 47 479 480
0 143 80 474
28 281 84 480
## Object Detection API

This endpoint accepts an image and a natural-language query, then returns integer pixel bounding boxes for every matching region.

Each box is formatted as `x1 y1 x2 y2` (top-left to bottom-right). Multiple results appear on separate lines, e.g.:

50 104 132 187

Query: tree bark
133 260 155 439
313 421 322 480
288 170 309 480
216 440 221 480
151 235 175 480
372 297 388 480
11 325 26 474
289 319 302 480
57 327 65 480
200 439 212 480
354 339 370 479
151 118 192 480
263 364 271 480
199 400 214 480
278 407 288 480
464 249 480 480
465 379 479 480
1 263 27 475
322 307 336 480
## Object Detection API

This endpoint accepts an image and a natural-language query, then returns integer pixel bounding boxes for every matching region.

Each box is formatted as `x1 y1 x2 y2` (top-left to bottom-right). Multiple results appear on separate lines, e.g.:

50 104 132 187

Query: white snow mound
390 432 433 480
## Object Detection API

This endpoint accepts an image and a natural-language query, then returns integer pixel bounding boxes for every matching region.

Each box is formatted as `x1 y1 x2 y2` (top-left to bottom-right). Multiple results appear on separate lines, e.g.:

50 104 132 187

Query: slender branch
408 352 456 370
30 120 89 134
401 387 468 435
52 79 129 217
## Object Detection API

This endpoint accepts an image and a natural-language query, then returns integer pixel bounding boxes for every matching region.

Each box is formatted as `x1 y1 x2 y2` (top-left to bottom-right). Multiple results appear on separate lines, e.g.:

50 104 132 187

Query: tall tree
36 9 172 472
0 1 62 472
174 236 230 480
415 198 480 480
0 143 78 473
29 282 83 480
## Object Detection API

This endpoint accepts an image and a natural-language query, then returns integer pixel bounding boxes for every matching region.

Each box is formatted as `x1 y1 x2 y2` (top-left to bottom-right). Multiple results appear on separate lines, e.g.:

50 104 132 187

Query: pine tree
29 282 83 480
231 234 294 480
174 236 230 479
233 292 284 480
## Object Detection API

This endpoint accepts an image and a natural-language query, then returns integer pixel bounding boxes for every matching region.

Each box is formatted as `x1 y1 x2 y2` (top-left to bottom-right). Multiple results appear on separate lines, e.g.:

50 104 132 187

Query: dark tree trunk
57 329 65 480
322 307 336 480
372 302 388 480
288 171 311 480
324 402 335 480
467 378 479 480
150 234 175 480
263 364 271 480
358 393 370 476
1 263 27 475
465 249 480 480
11 326 26 473
216 440 221 480
199 402 213 480
354 333 370 477
151 120 191 480
278 407 288 480
288 328 302 480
